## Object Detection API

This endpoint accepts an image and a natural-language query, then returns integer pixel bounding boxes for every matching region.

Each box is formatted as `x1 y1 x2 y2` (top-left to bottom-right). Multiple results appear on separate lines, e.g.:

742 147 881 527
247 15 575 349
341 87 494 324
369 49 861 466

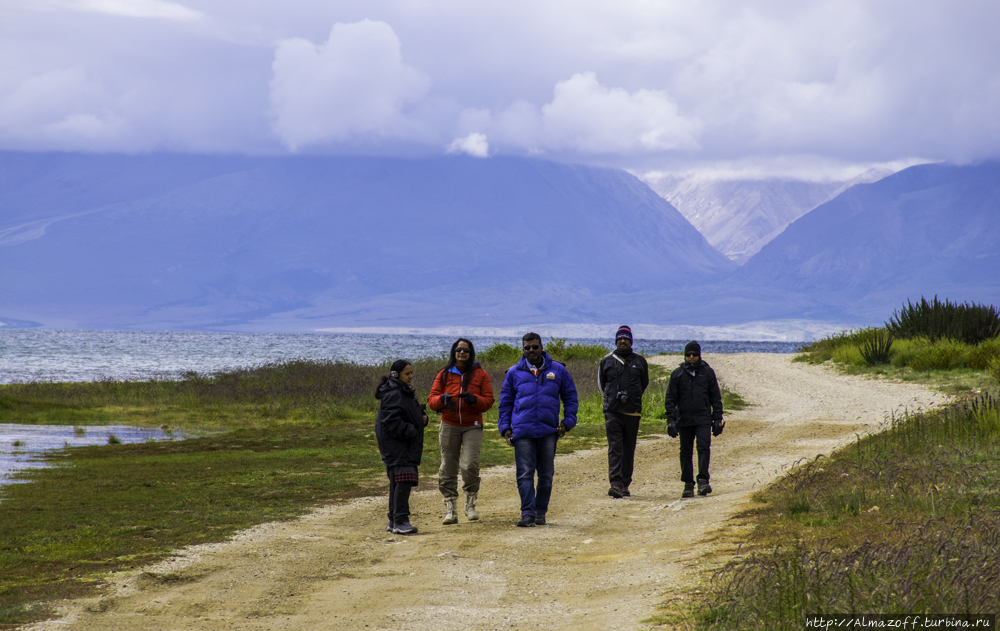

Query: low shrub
969 337 1000 370
906 338 973 372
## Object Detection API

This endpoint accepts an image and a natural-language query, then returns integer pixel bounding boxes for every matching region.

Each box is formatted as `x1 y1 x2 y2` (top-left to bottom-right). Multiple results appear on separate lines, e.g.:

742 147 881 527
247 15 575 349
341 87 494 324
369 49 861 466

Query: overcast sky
2 0 998 179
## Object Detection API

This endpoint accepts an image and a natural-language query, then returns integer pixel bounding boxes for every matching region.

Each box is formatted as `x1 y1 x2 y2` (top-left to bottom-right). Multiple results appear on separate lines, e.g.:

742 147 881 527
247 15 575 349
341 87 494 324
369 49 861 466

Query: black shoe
682 482 695 498
386 521 394 533
608 486 624 499
393 522 418 535
622 489 631 497
516 515 536 528
697 479 712 496
535 513 546 525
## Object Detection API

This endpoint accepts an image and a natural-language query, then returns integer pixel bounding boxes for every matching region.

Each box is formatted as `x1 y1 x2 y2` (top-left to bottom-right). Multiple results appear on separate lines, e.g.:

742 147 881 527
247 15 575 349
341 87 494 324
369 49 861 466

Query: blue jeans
512 432 558 518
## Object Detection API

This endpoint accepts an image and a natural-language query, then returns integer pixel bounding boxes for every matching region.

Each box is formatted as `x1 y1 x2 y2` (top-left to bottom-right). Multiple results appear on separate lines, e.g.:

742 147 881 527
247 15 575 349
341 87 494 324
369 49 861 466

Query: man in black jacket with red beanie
598 325 649 499
664 341 724 498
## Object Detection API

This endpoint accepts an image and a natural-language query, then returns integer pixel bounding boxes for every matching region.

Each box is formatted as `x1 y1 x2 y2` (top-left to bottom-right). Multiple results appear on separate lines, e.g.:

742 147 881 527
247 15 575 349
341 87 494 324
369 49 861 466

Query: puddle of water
1 423 184 487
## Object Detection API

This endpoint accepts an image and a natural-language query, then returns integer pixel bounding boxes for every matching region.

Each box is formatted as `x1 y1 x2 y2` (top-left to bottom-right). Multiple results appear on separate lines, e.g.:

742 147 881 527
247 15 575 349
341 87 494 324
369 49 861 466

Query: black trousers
605 412 641 490
386 466 417 523
678 425 712 483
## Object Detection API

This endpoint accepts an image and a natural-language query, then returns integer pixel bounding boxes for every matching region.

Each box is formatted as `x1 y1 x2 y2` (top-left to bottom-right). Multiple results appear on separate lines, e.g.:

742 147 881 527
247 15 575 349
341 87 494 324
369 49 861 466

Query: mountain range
644 167 896 263
0 152 997 335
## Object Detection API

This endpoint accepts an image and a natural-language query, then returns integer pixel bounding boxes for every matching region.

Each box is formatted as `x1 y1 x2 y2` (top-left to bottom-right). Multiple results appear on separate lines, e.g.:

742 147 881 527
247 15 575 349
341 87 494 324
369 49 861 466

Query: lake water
1 423 184 487
0 329 802 384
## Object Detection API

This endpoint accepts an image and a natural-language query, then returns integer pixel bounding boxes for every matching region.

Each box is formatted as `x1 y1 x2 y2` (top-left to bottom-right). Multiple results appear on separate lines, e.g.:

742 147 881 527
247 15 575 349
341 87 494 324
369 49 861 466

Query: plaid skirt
387 465 418 486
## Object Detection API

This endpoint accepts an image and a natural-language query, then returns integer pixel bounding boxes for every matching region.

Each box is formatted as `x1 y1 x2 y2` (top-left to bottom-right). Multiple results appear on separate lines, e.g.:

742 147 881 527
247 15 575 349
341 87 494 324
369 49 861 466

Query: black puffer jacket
598 350 650 414
375 377 425 468
664 360 723 427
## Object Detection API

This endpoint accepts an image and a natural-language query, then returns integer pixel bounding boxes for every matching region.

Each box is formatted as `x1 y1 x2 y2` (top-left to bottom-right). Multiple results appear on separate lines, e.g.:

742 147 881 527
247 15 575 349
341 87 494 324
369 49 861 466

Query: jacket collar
517 352 551 372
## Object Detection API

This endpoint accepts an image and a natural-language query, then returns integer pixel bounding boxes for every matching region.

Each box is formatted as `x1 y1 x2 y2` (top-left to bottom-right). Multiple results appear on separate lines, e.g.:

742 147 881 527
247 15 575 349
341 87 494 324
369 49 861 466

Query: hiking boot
465 493 480 521
697 478 712 496
385 521 394 533
682 482 695 498
516 514 535 528
393 522 418 535
622 489 631 497
442 499 458 525
535 512 546 526
607 486 624 499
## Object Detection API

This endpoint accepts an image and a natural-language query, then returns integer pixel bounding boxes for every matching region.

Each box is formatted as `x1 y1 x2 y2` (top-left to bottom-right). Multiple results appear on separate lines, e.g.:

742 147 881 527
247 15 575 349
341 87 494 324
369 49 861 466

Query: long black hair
436 338 476 392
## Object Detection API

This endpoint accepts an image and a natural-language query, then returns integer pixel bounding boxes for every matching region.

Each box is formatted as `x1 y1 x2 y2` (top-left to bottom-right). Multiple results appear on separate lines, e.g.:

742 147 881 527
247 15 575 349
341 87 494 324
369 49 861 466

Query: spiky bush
887 296 1000 345
858 329 894 366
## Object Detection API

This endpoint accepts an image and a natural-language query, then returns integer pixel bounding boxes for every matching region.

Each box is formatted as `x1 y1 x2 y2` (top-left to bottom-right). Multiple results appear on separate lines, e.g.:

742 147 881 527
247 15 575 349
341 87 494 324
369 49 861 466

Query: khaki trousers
438 423 483 500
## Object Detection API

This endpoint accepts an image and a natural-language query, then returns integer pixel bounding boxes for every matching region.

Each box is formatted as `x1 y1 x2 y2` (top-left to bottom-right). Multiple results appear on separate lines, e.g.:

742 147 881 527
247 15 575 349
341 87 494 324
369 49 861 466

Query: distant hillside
0 152 734 331
645 168 895 263
730 161 1000 321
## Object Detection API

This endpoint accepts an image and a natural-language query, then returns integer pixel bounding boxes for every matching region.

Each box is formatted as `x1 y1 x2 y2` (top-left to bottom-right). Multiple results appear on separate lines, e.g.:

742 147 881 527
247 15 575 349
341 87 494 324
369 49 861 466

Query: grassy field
0 345 735 627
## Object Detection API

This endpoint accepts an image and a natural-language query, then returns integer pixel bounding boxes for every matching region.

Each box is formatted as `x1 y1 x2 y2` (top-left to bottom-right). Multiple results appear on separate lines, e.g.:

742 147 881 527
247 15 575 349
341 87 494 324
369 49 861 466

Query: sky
2 0 999 179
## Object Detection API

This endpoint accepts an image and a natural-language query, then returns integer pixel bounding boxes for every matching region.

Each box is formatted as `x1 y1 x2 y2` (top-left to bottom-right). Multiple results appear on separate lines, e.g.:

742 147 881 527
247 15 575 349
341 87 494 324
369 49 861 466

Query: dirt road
32 354 947 631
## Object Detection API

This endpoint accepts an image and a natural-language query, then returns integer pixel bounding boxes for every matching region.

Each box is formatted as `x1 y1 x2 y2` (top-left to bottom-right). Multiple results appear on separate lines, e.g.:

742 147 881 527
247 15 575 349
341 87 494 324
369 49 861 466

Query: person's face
685 351 700 365
454 342 471 365
398 364 414 385
616 337 632 352
522 338 543 363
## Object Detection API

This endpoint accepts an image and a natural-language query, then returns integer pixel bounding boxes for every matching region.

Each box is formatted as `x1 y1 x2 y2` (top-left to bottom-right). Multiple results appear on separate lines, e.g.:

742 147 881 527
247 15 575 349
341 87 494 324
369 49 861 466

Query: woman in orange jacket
427 338 495 524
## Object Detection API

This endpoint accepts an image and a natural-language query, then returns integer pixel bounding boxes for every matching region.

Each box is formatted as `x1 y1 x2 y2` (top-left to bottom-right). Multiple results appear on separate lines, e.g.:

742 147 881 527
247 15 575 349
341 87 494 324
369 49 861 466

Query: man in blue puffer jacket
498 332 578 528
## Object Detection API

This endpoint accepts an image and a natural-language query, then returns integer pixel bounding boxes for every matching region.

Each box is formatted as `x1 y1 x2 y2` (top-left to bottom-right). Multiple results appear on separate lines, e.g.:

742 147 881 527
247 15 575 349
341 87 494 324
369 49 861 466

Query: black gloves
712 420 725 437
667 422 678 438
459 392 477 405
440 393 456 412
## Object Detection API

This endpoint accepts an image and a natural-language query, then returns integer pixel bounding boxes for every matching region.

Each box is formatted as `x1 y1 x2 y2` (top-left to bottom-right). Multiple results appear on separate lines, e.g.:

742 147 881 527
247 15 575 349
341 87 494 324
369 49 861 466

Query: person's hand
441 393 456 412
422 414 429 427
557 422 567 438
459 392 477 405
503 429 513 446
667 422 678 438
712 419 725 437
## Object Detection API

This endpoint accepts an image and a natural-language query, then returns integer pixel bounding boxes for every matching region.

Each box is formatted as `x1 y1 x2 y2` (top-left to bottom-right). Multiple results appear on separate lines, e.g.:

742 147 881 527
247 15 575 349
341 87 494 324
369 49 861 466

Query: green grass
648 390 1000 629
0 353 719 627
796 331 999 395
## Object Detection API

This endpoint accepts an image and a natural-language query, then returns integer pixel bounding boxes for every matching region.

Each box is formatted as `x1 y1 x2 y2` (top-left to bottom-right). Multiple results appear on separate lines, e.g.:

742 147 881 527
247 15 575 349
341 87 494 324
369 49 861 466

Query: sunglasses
685 352 700 357
523 344 541 351
455 348 471 354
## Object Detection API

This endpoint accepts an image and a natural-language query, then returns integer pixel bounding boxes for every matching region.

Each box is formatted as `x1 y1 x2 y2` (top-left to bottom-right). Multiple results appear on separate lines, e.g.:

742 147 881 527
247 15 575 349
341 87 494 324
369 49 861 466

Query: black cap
684 341 701 356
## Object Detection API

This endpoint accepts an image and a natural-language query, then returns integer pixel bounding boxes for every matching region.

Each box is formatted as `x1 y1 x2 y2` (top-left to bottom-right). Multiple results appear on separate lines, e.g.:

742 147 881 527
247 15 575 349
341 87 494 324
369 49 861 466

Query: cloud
540 72 701 153
446 132 489 157
1 0 999 173
15 0 203 20
269 20 431 150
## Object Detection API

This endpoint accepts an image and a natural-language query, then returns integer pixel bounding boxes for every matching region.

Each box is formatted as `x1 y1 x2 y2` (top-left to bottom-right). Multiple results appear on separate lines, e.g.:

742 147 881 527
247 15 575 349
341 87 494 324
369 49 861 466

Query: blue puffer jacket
498 352 578 440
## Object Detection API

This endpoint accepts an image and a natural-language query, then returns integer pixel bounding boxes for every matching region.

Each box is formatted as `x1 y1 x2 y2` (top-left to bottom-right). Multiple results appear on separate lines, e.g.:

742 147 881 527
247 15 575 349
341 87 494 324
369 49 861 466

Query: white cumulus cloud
540 72 701 153
269 19 431 150
446 132 489 157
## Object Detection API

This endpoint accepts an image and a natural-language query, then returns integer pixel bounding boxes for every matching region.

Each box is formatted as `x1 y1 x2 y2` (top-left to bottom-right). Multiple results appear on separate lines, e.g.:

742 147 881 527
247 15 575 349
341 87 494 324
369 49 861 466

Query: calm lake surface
0 329 802 384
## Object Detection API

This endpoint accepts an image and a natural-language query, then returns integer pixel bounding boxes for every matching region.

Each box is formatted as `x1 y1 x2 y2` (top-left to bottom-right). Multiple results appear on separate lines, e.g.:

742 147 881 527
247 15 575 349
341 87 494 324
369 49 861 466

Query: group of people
374 327 725 535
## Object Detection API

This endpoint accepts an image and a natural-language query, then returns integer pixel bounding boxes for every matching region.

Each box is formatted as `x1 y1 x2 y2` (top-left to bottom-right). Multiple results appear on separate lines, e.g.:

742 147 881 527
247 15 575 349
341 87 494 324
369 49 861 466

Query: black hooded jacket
375 377 425 468
664 359 724 427
598 349 650 415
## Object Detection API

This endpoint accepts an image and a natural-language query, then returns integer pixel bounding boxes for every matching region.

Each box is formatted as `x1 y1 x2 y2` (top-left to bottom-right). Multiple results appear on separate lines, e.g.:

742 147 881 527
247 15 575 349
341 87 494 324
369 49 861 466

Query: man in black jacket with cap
664 341 724 498
598 325 649 499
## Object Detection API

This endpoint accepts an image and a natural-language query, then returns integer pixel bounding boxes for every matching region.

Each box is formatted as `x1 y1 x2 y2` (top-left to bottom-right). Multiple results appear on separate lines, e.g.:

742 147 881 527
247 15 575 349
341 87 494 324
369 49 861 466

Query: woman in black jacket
375 359 428 535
